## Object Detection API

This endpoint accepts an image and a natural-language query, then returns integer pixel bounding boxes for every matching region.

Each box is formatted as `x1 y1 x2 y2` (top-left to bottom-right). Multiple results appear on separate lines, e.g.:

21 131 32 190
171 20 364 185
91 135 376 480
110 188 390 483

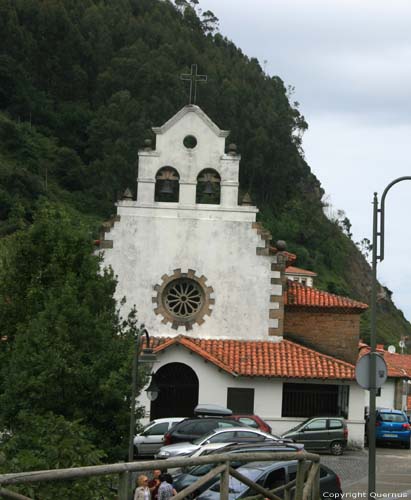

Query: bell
203 180 214 195
159 179 174 195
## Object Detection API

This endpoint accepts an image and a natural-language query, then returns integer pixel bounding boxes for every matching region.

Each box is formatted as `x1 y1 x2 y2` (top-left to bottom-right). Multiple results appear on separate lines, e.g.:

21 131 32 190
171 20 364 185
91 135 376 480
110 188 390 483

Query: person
134 474 151 500
148 469 162 500
157 473 176 500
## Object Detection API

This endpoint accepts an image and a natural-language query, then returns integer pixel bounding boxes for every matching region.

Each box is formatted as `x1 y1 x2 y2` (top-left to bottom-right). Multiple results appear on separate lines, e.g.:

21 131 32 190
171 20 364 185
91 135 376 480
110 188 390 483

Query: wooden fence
0 451 321 500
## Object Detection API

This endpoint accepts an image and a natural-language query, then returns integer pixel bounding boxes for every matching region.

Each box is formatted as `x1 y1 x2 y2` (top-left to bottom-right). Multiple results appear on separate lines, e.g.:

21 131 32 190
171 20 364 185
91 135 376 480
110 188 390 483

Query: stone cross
180 64 207 104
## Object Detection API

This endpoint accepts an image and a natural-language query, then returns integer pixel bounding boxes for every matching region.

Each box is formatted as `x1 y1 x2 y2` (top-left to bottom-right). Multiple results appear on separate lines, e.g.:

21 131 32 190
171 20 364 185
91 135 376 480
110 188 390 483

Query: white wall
363 378 396 410
139 345 365 447
103 204 277 340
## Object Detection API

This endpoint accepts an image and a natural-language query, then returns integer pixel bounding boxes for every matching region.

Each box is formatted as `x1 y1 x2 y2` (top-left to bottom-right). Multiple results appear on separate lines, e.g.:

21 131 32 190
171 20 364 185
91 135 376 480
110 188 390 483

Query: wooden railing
0 451 321 500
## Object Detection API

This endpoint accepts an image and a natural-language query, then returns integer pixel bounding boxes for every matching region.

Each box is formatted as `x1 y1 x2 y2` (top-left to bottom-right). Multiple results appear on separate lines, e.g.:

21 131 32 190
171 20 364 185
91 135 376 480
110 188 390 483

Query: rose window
164 279 204 319
153 269 214 330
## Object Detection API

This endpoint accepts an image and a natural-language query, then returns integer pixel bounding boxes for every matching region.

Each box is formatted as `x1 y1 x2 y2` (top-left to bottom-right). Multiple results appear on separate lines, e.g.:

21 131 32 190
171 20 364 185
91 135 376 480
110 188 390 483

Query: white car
156 426 283 459
134 417 186 456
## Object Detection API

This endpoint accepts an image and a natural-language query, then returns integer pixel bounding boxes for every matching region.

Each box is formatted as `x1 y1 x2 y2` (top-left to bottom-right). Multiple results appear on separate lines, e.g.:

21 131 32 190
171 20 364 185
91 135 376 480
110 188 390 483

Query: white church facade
99 105 368 447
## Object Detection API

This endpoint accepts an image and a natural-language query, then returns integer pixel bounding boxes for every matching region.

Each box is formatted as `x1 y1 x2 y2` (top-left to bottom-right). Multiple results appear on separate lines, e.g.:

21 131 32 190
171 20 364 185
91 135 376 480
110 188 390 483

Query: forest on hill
1 0 411 495
0 1 409 344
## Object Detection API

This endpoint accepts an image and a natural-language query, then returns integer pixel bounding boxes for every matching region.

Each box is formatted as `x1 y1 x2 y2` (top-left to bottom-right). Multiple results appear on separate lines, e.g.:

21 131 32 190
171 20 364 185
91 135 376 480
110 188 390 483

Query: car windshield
286 418 312 433
141 422 155 432
210 469 261 493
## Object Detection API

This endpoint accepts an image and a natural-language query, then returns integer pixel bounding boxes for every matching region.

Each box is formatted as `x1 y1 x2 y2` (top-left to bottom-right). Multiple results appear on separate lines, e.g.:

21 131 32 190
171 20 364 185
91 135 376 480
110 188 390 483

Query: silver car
155 426 283 459
134 417 186 456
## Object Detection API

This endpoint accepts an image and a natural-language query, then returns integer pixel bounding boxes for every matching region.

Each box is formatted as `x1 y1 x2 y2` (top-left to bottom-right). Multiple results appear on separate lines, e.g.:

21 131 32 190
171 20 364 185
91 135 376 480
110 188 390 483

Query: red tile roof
358 343 411 378
150 336 355 380
285 266 317 277
285 280 368 311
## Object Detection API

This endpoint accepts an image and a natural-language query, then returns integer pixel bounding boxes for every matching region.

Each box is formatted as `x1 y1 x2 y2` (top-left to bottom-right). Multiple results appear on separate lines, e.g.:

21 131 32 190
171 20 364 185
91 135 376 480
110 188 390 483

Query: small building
285 266 317 288
99 105 368 447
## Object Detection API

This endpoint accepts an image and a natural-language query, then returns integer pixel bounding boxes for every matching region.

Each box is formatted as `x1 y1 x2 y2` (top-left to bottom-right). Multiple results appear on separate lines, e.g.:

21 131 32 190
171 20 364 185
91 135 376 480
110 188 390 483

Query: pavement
321 446 411 497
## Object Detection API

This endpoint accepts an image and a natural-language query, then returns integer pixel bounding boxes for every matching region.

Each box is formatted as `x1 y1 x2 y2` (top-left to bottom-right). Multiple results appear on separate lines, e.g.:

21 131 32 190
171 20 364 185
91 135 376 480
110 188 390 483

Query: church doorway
150 363 199 419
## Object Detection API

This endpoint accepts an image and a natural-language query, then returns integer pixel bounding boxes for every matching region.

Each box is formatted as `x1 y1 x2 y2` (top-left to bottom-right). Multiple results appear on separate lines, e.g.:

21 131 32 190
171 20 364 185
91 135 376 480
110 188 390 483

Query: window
235 431 265 441
163 278 205 320
264 468 286 492
238 417 259 428
145 422 168 436
196 169 221 204
304 419 327 431
282 383 342 417
329 419 343 429
227 388 255 414
208 431 236 443
183 135 197 149
217 421 237 428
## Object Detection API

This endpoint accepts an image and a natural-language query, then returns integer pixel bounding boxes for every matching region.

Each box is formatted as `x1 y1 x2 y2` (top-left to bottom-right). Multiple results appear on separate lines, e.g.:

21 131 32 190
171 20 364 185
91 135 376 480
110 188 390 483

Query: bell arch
150 362 199 419
155 166 180 202
196 168 221 204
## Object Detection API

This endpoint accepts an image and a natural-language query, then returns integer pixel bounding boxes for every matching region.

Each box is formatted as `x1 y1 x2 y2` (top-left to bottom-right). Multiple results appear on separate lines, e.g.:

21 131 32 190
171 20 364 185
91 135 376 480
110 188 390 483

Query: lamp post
128 327 158 463
368 176 411 498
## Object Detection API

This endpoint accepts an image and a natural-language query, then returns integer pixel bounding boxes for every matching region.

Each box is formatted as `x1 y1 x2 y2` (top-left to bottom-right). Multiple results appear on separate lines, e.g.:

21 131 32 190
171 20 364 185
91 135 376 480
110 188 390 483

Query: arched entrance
150 363 199 419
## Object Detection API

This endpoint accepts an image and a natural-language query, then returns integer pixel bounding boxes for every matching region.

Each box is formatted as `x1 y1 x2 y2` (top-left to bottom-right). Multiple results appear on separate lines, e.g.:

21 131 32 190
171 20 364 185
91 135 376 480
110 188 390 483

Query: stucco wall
139 345 365 447
102 206 279 340
363 379 396 410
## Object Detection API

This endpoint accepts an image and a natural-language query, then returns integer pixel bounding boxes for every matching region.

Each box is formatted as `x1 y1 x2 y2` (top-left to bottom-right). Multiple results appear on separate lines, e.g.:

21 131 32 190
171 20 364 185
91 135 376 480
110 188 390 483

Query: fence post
220 461 230 500
295 460 305 500
118 472 130 500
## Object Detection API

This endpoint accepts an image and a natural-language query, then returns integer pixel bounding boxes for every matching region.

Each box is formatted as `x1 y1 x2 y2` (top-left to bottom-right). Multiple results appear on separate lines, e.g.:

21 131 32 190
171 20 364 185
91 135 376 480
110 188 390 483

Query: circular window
164 278 204 319
183 135 197 149
153 269 214 330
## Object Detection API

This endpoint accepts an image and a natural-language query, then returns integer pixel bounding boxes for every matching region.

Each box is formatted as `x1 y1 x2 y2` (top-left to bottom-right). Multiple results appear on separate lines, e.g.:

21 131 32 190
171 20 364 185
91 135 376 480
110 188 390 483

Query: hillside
0 0 409 347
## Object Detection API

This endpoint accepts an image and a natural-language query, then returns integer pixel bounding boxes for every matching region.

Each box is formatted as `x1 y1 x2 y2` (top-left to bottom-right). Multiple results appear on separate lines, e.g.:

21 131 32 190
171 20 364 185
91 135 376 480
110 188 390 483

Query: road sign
355 353 387 390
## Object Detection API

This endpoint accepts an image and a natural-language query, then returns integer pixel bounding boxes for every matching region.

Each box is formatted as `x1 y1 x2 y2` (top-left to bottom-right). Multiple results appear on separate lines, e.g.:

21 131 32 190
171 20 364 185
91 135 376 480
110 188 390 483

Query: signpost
355 353 387 390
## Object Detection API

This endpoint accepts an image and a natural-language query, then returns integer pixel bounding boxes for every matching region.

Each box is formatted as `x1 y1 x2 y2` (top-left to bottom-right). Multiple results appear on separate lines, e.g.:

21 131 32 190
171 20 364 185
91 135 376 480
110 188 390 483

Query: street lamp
145 373 159 402
368 176 411 498
128 327 157 463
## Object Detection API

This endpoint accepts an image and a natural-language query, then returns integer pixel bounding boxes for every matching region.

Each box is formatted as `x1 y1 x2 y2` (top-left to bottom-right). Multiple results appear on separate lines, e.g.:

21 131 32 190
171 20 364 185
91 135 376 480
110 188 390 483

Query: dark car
196 460 342 500
281 417 348 455
174 442 303 496
228 415 272 434
374 408 411 448
163 417 243 445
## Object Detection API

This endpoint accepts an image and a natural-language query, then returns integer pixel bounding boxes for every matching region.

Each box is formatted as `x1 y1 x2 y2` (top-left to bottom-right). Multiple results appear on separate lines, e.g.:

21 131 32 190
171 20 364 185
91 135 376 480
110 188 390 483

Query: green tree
0 203 137 461
0 412 115 500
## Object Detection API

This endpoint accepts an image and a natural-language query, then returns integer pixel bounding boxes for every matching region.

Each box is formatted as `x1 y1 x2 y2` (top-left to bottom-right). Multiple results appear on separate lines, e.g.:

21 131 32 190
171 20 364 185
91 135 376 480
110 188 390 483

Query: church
99 104 368 447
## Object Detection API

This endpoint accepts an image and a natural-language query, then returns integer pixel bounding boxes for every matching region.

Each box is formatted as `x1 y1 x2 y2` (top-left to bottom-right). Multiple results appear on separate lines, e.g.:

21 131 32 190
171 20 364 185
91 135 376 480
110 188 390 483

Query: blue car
375 409 411 448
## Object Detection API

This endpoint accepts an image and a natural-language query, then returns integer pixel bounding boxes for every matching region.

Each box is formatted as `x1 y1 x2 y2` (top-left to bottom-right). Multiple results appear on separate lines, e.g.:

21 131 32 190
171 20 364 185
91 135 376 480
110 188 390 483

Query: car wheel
403 440 410 450
330 441 344 456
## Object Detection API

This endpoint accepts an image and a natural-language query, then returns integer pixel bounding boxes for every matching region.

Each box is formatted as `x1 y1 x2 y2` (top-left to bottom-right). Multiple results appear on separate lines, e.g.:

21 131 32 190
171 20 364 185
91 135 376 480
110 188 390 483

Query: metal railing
0 451 321 500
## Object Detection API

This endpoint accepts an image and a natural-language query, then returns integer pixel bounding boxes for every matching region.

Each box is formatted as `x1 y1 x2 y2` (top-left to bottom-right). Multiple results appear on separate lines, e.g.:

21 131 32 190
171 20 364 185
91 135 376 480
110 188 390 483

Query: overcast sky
198 0 411 327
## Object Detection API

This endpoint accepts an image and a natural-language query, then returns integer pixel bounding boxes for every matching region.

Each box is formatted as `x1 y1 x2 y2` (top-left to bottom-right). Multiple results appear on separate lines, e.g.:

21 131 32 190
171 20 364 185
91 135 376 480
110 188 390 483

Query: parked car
374 408 411 449
156 426 284 459
174 441 304 496
281 417 348 455
228 415 272 434
133 417 186 456
163 417 243 446
196 460 342 500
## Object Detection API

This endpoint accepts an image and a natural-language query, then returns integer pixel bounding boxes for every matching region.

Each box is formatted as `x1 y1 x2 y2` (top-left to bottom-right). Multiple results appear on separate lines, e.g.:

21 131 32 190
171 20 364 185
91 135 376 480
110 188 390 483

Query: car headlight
158 451 170 458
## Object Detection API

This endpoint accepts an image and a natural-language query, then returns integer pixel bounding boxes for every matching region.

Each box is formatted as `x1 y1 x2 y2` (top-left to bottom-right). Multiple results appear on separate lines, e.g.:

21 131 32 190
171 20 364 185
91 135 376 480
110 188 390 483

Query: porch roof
150 336 355 380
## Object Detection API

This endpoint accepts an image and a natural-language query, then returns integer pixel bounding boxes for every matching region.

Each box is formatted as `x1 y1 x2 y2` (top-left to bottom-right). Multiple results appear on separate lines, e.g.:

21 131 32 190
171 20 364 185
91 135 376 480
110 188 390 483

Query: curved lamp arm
378 176 411 261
